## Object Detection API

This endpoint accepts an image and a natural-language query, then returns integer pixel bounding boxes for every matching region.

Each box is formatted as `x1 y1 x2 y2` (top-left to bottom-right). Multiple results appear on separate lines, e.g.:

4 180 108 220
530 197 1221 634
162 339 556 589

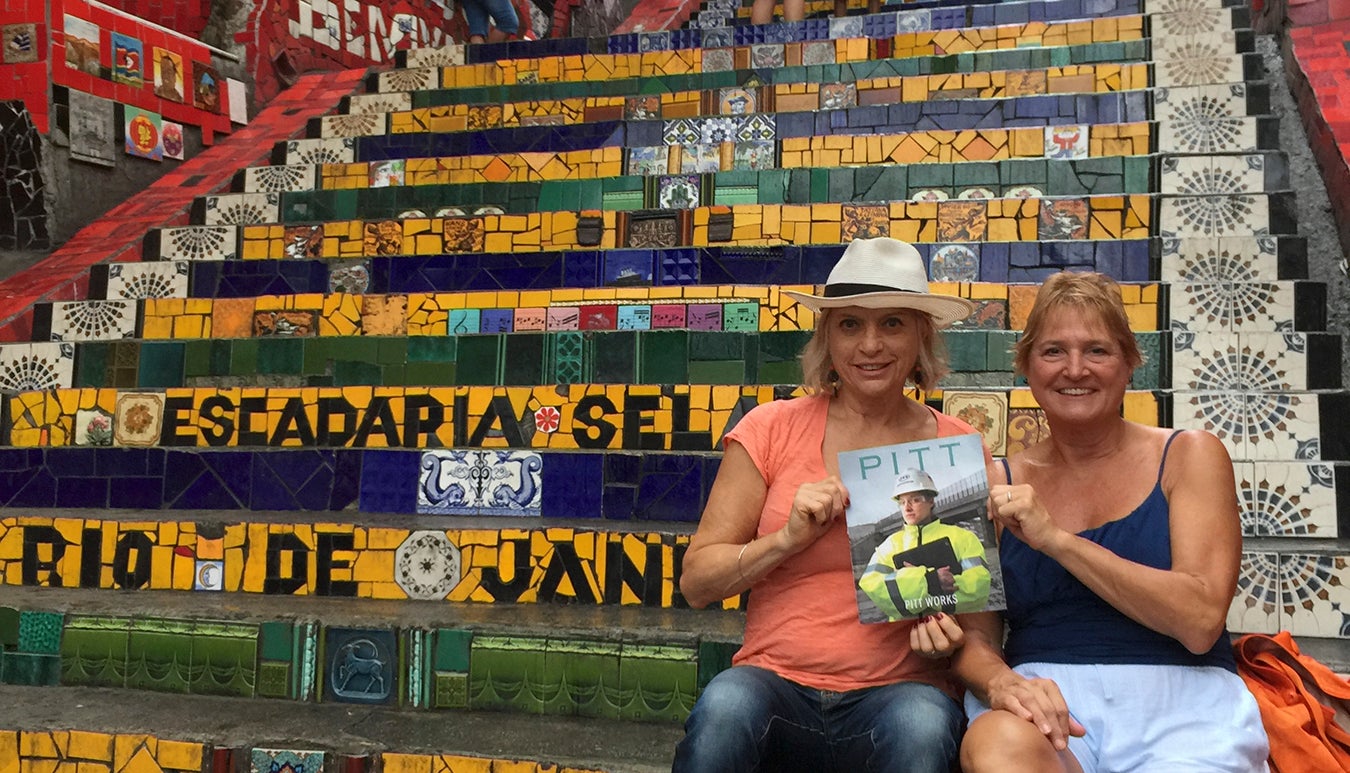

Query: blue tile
330 450 362 511
109 476 164 509
634 457 703 522
359 450 417 514
2 468 56 507
540 453 602 519
46 447 95 476
55 478 108 508
324 627 397 705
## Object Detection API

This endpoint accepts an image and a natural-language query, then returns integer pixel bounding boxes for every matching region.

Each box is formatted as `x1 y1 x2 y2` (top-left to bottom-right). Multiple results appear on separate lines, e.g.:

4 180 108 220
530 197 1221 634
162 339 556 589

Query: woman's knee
961 711 1066 773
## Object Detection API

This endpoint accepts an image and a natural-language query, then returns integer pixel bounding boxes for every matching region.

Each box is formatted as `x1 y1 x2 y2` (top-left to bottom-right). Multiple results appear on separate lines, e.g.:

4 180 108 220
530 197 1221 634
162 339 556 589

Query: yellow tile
152 743 199 773
19 734 57 760
117 746 162 773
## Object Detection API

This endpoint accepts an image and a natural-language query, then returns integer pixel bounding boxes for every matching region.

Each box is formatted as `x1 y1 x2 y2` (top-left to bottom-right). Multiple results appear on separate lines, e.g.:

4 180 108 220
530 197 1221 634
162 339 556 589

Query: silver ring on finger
1006 491 1012 503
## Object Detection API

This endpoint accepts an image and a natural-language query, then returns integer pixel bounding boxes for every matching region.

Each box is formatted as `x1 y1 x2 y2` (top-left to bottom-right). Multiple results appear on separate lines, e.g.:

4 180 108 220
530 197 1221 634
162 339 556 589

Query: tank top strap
1156 430 1184 485
998 457 1012 484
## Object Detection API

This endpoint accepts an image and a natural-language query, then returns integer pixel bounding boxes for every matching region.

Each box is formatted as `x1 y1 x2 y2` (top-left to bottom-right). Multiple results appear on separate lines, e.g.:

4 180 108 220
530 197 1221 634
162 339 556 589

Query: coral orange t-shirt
726 394 983 697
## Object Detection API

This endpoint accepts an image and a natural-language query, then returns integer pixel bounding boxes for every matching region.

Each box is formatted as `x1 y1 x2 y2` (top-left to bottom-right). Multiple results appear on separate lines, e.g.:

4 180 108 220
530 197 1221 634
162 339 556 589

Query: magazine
839 433 1005 623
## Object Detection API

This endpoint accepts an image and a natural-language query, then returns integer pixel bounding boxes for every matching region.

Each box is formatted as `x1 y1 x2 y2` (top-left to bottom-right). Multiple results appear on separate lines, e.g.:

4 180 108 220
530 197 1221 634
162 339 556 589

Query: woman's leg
833 681 963 773
672 666 823 773
483 0 519 41
961 710 1085 773
462 0 489 42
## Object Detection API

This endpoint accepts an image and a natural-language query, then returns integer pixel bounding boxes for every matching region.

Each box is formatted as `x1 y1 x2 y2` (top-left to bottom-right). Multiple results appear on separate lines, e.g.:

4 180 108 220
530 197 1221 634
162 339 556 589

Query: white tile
374 65 441 92
346 92 413 114
403 47 465 68
48 300 137 342
1154 50 1245 88
1229 550 1282 635
284 138 357 165
1157 236 1280 283
317 112 384 139
202 192 280 226
157 225 238 261
0 342 74 392
105 261 190 299
1280 553 1350 638
1158 193 1270 237
1241 462 1340 538
243 164 318 194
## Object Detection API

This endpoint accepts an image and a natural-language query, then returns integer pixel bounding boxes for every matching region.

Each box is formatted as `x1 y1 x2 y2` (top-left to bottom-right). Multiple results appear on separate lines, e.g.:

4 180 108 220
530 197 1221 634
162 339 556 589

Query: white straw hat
783 238 975 328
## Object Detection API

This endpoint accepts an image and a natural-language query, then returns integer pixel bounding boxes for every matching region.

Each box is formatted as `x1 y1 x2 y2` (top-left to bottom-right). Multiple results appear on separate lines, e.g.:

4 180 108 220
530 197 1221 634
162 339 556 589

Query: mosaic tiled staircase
2 0 1349 767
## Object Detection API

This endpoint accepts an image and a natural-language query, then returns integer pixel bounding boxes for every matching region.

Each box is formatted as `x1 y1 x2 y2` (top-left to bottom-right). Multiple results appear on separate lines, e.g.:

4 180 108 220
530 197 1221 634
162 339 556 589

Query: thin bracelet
736 542 751 584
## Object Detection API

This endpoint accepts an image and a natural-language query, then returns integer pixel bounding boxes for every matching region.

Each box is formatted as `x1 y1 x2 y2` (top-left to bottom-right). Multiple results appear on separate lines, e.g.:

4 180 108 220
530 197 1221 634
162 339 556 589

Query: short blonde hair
1012 271 1143 376
800 308 950 393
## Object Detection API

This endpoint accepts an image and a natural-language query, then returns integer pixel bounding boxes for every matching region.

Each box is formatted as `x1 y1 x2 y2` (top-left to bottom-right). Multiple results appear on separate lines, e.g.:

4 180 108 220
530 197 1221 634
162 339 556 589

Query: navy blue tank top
999 433 1237 672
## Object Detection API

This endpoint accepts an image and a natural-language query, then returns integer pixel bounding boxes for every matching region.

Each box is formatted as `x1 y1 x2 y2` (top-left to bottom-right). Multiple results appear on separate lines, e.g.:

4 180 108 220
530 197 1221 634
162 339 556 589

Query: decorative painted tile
114 392 164 446
1230 551 1281 634
158 225 238 261
736 114 776 143
1153 29 1239 63
1044 126 1088 160
659 176 700 209
625 96 660 121
1239 462 1339 538
929 244 980 283
18 611 63 654
369 160 405 188
194 560 224 590
318 112 382 138
252 749 324 773
697 116 738 145
1153 84 1253 126
819 83 856 111
1157 102 1256 155
652 305 687 328
628 146 668 176
719 87 756 115
605 253 653 286
547 307 580 331
254 310 316 336
1037 199 1088 240
700 48 734 72
1280 553 1350 638
943 392 1008 456
394 530 461 600
105 261 189 299
680 144 721 174
617 306 652 331
244 164 315 194
2 23 38 64
324 628 396 705
1169 282 1293 332
403 47 464 68
801 40 834 66
734 141 775 171
328 261 372 294
1160 155 1265 196
74 408 114 446
514 308 547 332
1003 186 1043 199
1172 391 1320 462
1155 46 1244 88
1005 407 1050 456
723 303 758 332
0 342 74 391
442 217 484 252
687 304 723 331
418 450 543 515
937 201 986 242
203 192 279 225
50 301 136 341
448 309 481 335
750 44 784 69
841 204 889 241
829 15 863 39
956 188 997 200
663 119 699 146
377 66 439 92
911 189 950 202
285 137 357 165
627 215 680 249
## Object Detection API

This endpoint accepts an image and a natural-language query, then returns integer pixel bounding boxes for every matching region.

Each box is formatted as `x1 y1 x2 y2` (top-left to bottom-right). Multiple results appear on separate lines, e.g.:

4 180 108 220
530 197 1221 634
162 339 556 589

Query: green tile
18 610 62 654
258 338 304 375
618 644 697 723
183 340 212 377
697 640 739 690
689 332 744 361
502 334 545 385
953 162 999 190
985 331 1017 373
593 331 636 384
59 623 128 688
229 339 258 376
455 335 500 386
302 338 331 375
551 332 587 384
757 361 801 385
260 621 294 661
688 361 744 384
434 671 469 709
547 639 621 719
408 336 456 363
435 628 472 672
377 338 408 365
210 339 233 375
136 342 185 388
406 362 455 384
638 331 688 384
76 343 110 387
0 607 17 648
1124 157 1151 195
722 303 758 333
946 331 987 372
126 630 192 693
469 636 546 714
713 186 758 206
256 661 290 698
190 632 258 697
333 360 382 386
1 652 60 686
907 163 954 190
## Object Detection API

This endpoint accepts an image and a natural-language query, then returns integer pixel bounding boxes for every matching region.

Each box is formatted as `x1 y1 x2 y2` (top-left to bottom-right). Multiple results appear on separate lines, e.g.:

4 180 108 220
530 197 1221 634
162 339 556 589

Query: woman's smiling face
827 306 923 400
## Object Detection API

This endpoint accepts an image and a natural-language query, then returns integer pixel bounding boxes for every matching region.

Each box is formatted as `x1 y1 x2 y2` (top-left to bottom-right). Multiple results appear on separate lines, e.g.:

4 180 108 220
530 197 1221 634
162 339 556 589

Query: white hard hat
892 468 937 499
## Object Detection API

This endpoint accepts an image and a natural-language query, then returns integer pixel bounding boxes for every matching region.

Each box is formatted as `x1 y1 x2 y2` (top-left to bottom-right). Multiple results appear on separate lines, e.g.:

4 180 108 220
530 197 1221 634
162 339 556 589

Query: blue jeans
462 0 519 37
672 665 963 773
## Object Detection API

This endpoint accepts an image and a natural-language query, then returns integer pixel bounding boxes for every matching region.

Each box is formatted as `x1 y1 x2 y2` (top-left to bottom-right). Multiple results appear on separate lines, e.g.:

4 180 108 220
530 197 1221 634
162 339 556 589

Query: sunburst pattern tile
1239 462 1340 538
0 342 74 392
1154 44 1245 88
402 47 465 68
375 66 441 93
157 225 238 261
1151 9 1236 39
203 193 280 226
1158 236 1281 283
1158 193 1268 237
1169 282 1294 332
1230 550 1281 634
48 300 137 341
1154 84 1256 125
318 112 384 139
1171 390 1321 462
1279 553 1350 638
1171 330 1306 391
243 164 317 194
1159 155 1269 196
346 92 414 114
285 138 357 165
104 261 190 299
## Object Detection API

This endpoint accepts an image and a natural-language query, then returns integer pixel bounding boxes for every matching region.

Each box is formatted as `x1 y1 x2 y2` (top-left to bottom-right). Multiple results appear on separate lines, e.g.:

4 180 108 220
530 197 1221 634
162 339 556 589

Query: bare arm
990 430 1239 654
680 440 845 609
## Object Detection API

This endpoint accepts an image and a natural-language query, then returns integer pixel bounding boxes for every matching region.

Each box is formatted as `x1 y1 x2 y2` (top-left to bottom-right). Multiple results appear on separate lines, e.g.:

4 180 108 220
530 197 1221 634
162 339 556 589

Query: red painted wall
97 0 212 40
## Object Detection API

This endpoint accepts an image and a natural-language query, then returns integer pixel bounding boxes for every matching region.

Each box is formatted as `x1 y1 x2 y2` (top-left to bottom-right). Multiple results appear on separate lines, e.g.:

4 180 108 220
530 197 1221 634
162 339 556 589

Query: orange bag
1233 631 1350 773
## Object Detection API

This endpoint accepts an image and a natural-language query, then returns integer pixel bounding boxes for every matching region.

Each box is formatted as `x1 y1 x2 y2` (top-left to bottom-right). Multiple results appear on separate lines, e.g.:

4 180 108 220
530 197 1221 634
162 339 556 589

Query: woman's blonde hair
800 308 950 394
1012 271 1143 376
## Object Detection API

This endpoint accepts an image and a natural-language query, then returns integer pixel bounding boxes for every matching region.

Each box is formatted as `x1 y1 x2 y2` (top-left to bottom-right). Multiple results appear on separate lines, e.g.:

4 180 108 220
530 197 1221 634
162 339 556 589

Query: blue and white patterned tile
1240 331 1310 390
663 119 699 146
395 530 461 600
1145 0 1232 12
250 749 324 773
1154 85 1257 125
403 46 465 68
203 193 280 226
374 65 441 92
0 342 74 392
894 8 931 32
48 301 136 341
1159 155 1268 196
828 15 863 39
1158 109 1258 155
1279 553 1350 638
1157 236 1280 283
1240 462 1340 538
418 450 542 515
345 91 413 114
1169 282 1294 332
317 112 383 139
1154 48 1245 88
284 137 357 165
243 164 317 194
1158 193 1269 238
104 261 189 299
1229 550 1282 635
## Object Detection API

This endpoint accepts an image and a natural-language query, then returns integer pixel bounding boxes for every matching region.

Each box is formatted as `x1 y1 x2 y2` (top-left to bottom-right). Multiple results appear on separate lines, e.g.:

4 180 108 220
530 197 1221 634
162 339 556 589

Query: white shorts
964 662 1270 773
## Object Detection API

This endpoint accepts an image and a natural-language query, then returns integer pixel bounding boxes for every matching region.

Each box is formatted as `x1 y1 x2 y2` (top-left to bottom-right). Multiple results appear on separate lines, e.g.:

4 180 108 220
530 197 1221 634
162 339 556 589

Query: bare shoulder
1163 427 1232 467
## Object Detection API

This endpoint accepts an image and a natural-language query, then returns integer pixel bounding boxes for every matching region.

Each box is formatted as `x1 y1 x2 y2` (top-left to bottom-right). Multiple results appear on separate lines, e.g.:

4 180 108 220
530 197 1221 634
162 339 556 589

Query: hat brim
783 289 976 328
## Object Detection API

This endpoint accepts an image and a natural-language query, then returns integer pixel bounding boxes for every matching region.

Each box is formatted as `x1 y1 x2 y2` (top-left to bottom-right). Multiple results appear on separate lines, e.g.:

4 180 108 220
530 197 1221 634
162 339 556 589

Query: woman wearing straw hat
673 237 989 772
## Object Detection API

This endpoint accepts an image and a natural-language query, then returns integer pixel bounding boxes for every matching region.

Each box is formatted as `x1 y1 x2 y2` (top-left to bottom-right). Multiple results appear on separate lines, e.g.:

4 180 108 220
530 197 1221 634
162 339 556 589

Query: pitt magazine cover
839 433 1006 623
